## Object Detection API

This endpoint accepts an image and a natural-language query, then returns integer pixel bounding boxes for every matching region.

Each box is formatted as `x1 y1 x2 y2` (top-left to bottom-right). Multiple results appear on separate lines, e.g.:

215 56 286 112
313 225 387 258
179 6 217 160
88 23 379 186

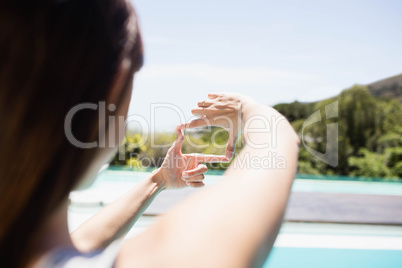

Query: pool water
264 248 402 268
69 169 402 268
91 170 402 196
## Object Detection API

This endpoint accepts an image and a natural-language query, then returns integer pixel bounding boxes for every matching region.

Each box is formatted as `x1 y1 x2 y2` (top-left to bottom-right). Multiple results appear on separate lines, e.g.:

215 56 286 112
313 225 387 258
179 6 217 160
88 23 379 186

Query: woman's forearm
116 104 299 268
221 104 300 267
71 171 165 252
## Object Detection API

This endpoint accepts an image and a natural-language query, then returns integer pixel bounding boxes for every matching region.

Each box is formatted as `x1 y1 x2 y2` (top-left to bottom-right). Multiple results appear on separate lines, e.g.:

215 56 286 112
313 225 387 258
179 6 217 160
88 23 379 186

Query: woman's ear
107 58 132 105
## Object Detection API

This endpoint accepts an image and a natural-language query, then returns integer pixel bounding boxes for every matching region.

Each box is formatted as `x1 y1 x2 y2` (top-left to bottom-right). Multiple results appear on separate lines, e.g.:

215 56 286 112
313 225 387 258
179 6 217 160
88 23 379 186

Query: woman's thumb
170 127 184 153
225 136 236 159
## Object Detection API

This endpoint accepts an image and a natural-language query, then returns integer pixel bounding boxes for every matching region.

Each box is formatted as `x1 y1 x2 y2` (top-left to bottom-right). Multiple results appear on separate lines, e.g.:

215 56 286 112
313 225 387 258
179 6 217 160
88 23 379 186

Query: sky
127 0 402 131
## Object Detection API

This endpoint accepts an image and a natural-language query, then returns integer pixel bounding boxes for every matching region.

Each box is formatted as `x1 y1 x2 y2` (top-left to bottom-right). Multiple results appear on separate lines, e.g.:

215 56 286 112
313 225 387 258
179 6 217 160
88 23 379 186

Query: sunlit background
69 2 402 267
128 0 402 130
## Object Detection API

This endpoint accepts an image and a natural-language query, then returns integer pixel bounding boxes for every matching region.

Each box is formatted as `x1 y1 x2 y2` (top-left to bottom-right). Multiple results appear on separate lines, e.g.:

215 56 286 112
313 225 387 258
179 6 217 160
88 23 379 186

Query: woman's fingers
178 118 212 129
182 174 205 182
183 164 208 178
225 136 238 159
225 146 235 160
197 100 213 107
186 181 205 188
183 154 229 163
208 93 222 99
168 128 184 154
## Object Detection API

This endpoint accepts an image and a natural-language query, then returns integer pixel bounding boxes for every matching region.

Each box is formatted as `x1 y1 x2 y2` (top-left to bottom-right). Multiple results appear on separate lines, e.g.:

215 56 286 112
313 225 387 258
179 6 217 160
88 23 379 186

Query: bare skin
31 55 226 265
32 56 299 268
70 132 228 252
114 93 299 268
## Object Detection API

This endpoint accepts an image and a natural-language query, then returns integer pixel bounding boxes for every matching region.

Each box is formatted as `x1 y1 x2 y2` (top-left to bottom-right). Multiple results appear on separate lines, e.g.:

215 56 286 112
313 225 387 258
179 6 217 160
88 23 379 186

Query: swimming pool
264 247 402 268
68 169 402 267
89 169 402 196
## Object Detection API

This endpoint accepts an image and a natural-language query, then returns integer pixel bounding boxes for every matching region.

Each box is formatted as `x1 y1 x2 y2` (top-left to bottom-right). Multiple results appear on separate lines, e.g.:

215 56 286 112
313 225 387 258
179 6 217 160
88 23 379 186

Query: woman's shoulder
34 241 121 268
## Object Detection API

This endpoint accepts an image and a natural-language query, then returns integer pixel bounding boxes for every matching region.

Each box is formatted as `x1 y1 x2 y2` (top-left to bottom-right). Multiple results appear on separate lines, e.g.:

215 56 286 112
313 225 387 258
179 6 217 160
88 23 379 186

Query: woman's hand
116 93 300 268
156 128 228 189
178 92 256 159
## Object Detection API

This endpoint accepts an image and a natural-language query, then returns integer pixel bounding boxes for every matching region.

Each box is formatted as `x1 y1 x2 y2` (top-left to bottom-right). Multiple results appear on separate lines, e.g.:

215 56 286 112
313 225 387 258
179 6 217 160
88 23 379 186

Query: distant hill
367 73 402 102
273 73 402 123
272 73 402 178
274 73 402 109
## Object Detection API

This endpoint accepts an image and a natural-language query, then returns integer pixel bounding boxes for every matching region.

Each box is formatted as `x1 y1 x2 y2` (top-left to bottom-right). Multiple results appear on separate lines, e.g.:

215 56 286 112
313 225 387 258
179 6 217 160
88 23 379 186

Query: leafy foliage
274 85 402 179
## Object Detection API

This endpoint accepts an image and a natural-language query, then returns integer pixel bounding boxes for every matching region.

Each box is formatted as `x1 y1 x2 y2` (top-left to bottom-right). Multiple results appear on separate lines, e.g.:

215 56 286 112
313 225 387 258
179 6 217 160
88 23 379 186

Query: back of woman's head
0 0 143 266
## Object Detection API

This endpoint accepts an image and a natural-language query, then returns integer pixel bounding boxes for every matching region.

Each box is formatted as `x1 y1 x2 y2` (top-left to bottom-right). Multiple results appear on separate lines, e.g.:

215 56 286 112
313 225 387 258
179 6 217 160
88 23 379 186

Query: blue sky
128 0 402 131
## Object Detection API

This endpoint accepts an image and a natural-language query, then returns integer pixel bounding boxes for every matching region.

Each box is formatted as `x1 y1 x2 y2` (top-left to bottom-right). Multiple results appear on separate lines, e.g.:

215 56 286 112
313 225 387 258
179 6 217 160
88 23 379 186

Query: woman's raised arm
115 93 300 268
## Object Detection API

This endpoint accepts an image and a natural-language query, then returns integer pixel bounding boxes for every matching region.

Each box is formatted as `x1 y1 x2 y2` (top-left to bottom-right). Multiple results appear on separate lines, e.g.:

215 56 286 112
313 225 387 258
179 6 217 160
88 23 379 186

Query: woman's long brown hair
0 1 143 267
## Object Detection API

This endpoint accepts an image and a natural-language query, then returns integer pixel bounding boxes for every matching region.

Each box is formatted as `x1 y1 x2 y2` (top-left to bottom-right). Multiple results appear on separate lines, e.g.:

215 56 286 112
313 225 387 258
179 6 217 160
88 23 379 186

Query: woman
0 0 299 267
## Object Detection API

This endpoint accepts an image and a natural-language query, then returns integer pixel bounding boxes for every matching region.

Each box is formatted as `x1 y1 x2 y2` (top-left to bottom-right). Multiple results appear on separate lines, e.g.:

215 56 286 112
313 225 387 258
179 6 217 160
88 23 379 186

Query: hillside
274 73 402 117
272 75 402 178
367 73 402 102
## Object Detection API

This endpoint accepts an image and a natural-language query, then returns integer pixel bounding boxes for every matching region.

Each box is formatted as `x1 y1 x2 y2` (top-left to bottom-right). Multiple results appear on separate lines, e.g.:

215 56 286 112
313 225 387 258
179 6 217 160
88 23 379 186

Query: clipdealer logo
302 101 338 167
